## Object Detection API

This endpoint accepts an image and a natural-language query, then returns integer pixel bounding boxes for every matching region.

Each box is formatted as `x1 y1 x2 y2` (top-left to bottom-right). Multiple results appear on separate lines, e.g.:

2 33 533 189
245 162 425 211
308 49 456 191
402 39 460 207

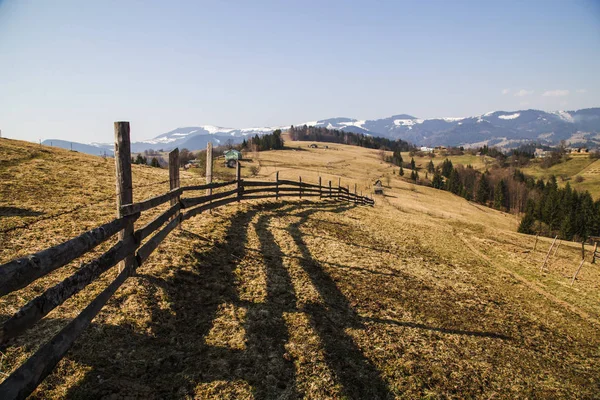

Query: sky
1 0 599 143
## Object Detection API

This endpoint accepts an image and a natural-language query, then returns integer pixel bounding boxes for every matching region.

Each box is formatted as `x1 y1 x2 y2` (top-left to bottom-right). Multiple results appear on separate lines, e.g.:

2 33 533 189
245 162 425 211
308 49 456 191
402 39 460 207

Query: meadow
1 138 599 398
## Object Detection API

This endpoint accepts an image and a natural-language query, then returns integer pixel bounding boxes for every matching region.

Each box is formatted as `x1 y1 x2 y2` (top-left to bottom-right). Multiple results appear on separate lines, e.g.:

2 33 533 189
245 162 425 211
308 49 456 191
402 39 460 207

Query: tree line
518 177 600 240
408 157 600 241
242 129 284 151
288 125 413 153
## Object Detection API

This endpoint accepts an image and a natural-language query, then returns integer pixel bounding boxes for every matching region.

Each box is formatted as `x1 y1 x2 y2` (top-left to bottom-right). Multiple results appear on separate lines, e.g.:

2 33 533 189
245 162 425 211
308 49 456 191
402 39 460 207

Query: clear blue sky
1 0 599 143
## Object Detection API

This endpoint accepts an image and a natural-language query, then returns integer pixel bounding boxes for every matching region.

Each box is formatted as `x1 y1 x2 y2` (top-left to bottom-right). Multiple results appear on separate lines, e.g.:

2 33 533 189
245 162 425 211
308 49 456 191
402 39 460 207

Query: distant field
399 152 494 171
1 138 599 398
522 156 600 199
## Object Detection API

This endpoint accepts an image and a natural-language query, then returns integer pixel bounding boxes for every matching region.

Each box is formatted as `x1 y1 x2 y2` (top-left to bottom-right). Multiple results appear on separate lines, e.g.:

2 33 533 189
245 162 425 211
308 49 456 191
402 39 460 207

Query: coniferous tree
399 166 404 176
518 200 537 234
410 157 416 170
476 172 490 204
441 158 454 178
427 160 435 173
446 168 462 194
494 179 507 210
432 171 444 189
135 154 145 164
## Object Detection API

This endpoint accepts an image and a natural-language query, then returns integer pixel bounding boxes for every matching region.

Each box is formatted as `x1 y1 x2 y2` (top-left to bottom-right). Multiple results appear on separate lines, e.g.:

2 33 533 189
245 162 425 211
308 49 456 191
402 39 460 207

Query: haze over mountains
43 107 600 156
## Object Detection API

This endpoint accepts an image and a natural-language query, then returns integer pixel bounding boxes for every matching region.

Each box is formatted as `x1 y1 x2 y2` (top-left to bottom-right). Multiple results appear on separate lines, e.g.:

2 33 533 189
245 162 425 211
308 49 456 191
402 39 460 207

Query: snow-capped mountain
44 108 600 156
126 125 282 153
301 108 600 148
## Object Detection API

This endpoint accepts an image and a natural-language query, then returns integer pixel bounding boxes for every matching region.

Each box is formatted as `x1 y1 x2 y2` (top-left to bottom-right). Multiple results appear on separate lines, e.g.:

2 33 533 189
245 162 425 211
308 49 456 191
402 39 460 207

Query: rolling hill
1 137 599 398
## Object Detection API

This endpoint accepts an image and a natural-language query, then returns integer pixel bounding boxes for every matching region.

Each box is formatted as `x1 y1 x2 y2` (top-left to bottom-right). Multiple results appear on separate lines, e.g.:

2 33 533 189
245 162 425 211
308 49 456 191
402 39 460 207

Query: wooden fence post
114 122 135 273
319 176 322 199
540 235 558 271
206 142 213 211
299 176 302 199
329 180 332 199
347 185 350 203
168 148 180 227
581 241 585 260
552 239 561 258
276 171 279 200
236 161 242 202
571 258 586 285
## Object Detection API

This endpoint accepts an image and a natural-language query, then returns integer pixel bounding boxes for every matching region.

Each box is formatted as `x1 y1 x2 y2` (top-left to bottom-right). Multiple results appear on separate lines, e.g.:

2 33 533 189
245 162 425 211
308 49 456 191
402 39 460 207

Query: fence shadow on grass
0 207 44 218
59 201 376 399
15 199 513 399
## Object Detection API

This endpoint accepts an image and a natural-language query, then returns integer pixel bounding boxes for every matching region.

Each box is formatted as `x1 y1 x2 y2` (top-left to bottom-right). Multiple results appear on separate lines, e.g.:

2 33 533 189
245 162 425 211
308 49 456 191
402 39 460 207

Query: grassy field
400 147 600 199
1 138 599 398
519 155 600 199
399 152 494 172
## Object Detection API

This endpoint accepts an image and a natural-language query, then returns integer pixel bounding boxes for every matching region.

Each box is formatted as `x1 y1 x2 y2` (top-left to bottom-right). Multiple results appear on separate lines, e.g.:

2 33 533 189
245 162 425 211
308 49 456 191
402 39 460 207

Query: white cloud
576 89 587 93
501 88 510 95
514 89 534 97
542 89 569 97
520 101 530 106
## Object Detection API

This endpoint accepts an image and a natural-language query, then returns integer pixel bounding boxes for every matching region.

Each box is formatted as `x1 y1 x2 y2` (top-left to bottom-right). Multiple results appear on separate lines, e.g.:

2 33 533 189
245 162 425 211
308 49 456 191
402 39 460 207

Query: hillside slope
1 138 599 398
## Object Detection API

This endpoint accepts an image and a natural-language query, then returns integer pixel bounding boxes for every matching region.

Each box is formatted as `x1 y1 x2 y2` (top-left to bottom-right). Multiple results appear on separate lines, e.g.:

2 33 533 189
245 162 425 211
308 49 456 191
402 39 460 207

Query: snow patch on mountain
498 113 520 120
553 111 574 123
203 125 234 134
339 120 366 129
394 119 424 126
145 137 179 145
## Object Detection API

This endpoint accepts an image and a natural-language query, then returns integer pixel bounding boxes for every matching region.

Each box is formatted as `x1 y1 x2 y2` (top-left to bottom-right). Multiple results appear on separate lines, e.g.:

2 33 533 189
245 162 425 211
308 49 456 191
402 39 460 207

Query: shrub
249 165 260 176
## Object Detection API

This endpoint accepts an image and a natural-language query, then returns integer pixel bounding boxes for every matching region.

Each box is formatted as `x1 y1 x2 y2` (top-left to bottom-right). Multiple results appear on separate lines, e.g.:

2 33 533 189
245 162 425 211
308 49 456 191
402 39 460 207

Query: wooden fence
0 122 373 399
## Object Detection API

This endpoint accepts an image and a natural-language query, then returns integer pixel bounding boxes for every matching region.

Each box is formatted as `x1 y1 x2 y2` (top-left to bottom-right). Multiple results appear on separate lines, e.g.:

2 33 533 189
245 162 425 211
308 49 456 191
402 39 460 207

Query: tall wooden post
169 148 180 227
581 241 585 260
338 177 342 202
571 259 586 285
329 180 332 199
206 142 213 193
319 176 322 199
236 161 242 202
275 171 279 200
347 185 350 203
206 142 213 211
354 183 357 195
552 239 561 258
299 176 302 199
114 122 135 273
540 235 558 271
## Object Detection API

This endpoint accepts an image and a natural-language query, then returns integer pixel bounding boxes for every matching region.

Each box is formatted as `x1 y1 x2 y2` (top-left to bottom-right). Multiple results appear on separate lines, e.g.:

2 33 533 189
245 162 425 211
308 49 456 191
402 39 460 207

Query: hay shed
374 179 384 195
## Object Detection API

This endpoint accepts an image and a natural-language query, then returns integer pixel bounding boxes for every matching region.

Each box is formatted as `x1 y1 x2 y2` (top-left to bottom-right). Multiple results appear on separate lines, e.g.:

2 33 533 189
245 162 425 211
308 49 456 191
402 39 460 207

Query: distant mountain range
44 107 600 156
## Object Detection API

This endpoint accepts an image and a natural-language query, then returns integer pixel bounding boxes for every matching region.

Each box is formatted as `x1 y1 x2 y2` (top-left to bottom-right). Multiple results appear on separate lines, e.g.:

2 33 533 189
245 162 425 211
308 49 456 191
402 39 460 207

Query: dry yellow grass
1 137 599 398
521 155 600 199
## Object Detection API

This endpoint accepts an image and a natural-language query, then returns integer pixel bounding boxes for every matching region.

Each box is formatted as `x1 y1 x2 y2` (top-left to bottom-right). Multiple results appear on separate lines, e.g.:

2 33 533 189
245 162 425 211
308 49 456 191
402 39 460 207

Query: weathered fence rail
0 121 373 399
